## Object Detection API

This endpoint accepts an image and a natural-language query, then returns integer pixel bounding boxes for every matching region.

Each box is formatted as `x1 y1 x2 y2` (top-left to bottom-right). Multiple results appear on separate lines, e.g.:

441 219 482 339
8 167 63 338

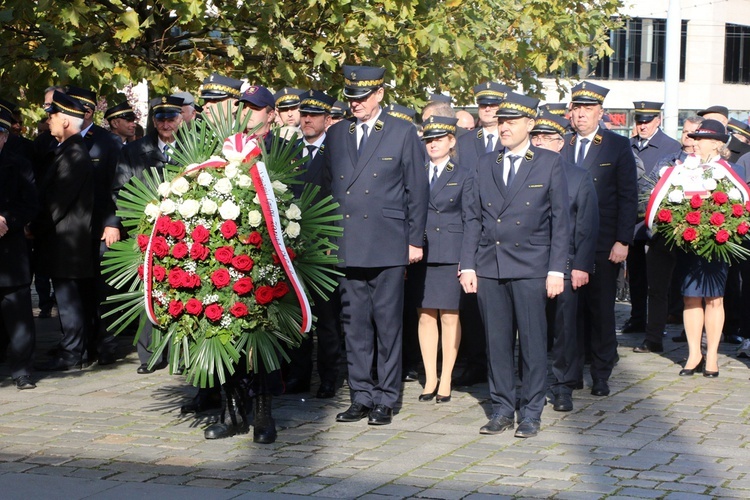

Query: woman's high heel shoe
419 388 438 402
703 369 719 378
436 393 451 403
679 358 704 376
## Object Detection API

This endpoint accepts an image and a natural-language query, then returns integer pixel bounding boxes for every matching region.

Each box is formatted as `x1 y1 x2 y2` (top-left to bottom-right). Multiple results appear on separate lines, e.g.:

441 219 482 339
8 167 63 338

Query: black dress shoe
97 353 117 366
591 379 610 396
621 319 646 333
573 380 584 390
181 390 223 414
679 358 704 376
479 414 514 435
403 368 419 382
553 392 573 412
336 403 371 422
367 404 393 425
316 382 336 399
633 340 663 353
514 418 541 438
418 388 437 402
703 370 719 378
137 364 155 374
452 365 487 386
284 378 310 394
436 393 451 403
35 357 81 372
15 375 36 390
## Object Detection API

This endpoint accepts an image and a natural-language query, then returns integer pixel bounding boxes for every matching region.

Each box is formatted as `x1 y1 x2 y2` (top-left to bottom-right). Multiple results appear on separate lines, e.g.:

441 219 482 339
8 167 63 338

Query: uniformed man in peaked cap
200 73 244 122
104 101 137 144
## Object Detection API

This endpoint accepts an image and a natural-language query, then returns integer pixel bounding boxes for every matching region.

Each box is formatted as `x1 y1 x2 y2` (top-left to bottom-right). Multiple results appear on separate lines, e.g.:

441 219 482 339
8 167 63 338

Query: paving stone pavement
1 301 749 499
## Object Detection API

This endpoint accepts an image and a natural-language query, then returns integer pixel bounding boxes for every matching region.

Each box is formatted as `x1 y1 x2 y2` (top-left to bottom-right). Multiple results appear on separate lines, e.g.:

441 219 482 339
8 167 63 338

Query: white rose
201 199 218 215
711 167 726 180
170 176 190 196
157 182 171 198
285 221 301 238
219 200 241 220
225 162 240 179
178 199 201 219
144 202 161 221
214 177 233 195
253 194 260 205
729 188 742 201
197 172 213 186
247 210 263 227
703 178 717 191
285 203 302 220
160 199 176 214
668 190 684 203
237 174 252 188
272 180 288 194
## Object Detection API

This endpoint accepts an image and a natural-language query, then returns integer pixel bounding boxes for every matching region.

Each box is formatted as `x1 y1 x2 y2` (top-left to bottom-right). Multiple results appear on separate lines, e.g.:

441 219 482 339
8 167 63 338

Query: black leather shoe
633 340 664 353
591 379 610 396
316 382 336 399
573 380 584 390
35 357 82 371
181 390 223 414
403 368 419 382
336 403 371 422
679 358 704 376
514 418 541 438
367 404 393 425
453 365 487 387
621 319 646 333
418 388 437 402
553 392 573 412
137 364 154 374
479 414 514 435
703 370 719 378
97 353 117 366
436 393 451 404
15 375 36 390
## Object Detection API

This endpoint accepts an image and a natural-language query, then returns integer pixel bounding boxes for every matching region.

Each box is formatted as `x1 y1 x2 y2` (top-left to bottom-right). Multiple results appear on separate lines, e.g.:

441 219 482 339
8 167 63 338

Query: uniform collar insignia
524 149 534 161
477 129 483 139
349 122 356 134
374 119 384 131
594 133 603 145
446 161 454 172
569 135 575 146
496 151 504 164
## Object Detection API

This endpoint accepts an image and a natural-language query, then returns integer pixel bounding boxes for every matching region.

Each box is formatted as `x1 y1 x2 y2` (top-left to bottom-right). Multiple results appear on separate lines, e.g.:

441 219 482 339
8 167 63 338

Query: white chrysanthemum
237 174 252 188
703 178 717 191
285 221 301 238
160 199 176 214
214 177 233 195
272 180 288 193
667 190 684 203
201 199 218 215
711 167 726 180
144 202 161 221
219 200 241 220
286 203 302 220
225 162 240 179
247 210 262 227
178 199 201 219
196 172 213 186
171 176 190 196
157 182 171 198
729 188 742 201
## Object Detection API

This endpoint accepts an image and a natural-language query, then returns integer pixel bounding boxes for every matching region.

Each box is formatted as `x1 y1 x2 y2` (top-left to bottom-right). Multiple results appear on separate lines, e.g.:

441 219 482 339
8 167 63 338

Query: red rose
715 229 730 243
151 236 169 258
657 209 672 223
168 268 185 288
190 242 210 261
211 268 231 288
137 234 149 252
709 212 725 226
156 216 171 235
168 220 186 239
168 299 184 317
733 204 745 217
185 298 203 316
690 195 703 209
221 220 238 239
191 225 210 244
685 211 702 226
172 242 189 259
682 227 698 242
205 303 223 322
286 246 296 261
180 271 196 288
233 277 254 295
255 286 274 305
152 265 166 282
229 302 249 318
137 264 144 280
713 191 729 205
248 231 262 248
746 201 750 213
231 254 254 272
739 222 750 235
272 253 280 265
215 246 235 264
273 282 289 299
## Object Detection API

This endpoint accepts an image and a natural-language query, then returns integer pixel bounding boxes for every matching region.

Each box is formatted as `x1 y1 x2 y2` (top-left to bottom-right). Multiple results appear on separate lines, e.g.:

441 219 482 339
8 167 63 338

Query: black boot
253 394 277 444
204 384 250 439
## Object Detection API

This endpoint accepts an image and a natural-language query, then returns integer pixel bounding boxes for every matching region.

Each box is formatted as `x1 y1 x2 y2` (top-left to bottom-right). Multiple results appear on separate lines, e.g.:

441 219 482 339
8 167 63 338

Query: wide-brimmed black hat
342 65 385 99
633 101 663 123
421 115 458 140
45 90 87 118
570 81 609 105
104 101 136 121
473 82 511 106
299 90 336 114
531 109 568 136
152 96 183 119
697 105 728 118
687 119 729 143
385 103 415 123
237 85 275 109
496 92 539 119
66 86 97 110
200 73 243 101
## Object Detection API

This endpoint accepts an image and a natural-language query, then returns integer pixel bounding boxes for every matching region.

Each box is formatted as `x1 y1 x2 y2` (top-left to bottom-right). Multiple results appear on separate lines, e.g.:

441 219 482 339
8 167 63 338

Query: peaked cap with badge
473 82 511 105
65 86 97 110
330 100 350 119
495 92 539 119
274 88 303 110
342 65 385 99
152 96 184 119
531 109 568 136
543 103 568 116
45 91 87 118
200 73 243 101
727 118 750 141
633 101 663 123
570 81 609 105
421 115 458 140
104 101 136 122
385 103 416 123
299 90 336 114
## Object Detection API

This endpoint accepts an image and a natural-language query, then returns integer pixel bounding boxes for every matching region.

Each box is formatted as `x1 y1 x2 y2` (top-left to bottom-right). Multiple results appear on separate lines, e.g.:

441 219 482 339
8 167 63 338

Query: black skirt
407 261 463 310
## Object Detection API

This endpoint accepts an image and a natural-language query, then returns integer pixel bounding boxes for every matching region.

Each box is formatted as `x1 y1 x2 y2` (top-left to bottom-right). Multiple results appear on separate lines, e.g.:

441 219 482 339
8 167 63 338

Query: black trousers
457 294 486 371
0 285 36 378
338 266 405 409
626 239 648 325
549 279 584 394
52 278 89 364
645 237 678 344
82 240 119 359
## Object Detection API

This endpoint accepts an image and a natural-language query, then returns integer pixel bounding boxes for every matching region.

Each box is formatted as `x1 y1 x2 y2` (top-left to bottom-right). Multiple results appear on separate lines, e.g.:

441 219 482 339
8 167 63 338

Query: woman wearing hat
410 116 473 403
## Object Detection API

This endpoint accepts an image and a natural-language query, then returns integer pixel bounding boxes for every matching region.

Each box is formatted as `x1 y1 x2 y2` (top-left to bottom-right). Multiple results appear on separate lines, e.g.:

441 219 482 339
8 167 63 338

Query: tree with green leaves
1 0 621 119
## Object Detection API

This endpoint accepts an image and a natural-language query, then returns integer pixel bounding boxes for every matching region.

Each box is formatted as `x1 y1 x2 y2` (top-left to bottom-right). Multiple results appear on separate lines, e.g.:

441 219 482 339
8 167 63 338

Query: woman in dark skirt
411 116 474 402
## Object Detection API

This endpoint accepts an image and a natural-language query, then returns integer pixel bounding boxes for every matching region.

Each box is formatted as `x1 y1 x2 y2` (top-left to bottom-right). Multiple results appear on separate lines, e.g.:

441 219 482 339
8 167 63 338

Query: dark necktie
576 138 590 167
358 124 368 158
305 145 316 167
162 144 171 163
430 164 438 190
485 133 495 153
506 155 520 187
638 139 648 150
